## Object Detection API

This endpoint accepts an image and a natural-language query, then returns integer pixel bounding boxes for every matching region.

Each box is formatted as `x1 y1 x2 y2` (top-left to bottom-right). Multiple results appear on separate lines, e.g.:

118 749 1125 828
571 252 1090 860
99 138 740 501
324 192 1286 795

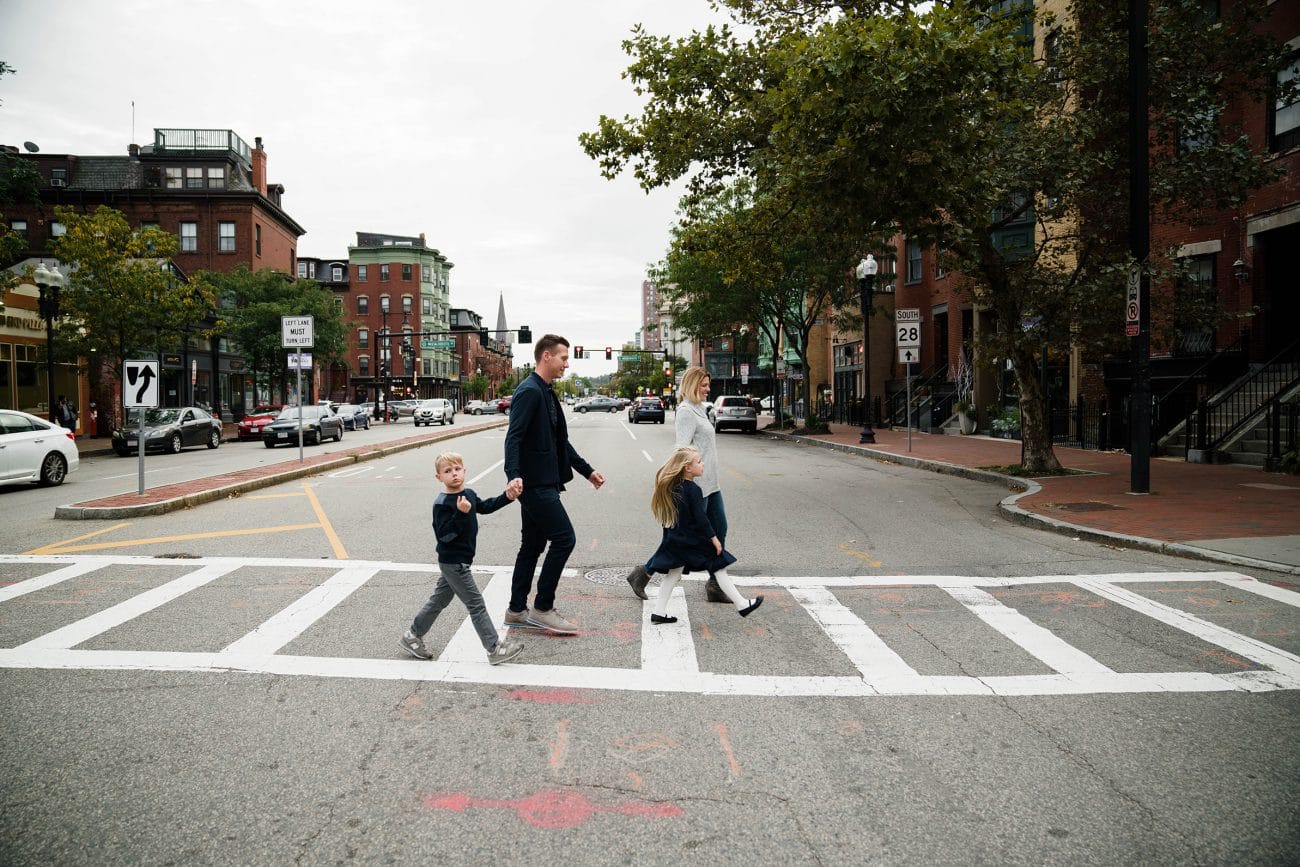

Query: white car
0 409 79 486
413 398 455 426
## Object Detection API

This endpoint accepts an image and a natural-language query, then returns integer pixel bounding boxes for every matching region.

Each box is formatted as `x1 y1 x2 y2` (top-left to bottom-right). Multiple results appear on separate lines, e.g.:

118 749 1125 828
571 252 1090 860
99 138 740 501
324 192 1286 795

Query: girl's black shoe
738 596 764 618
650 614 678 624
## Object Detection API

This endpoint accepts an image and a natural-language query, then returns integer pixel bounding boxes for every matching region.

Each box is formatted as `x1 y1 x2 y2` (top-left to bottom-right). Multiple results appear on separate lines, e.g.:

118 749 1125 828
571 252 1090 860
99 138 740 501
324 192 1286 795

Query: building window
180 222 197 251
380 264 390 281
1175 254 1217 356
298 262 308 279
218 222 236 252
10 219 26 233
906 238 922 282
307 261 316 278
402 295 412 314
358 329 369 348
359 357 370 376
207 167 224 189
358 296 369 314
185 167 204 189
333 296 343 311
402 264 412 281
255 224 262 256
357 265 367 282
331 265 343 282
1271 53 1300 153
50 167 67 184
422 296 432 316
50 222 66 237
165 168 183 188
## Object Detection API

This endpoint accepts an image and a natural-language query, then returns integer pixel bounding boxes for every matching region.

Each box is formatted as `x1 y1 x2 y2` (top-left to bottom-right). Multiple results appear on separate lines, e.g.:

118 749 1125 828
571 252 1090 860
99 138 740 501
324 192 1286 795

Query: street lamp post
34 263 67 424
856 254 879 444
375 296 391 421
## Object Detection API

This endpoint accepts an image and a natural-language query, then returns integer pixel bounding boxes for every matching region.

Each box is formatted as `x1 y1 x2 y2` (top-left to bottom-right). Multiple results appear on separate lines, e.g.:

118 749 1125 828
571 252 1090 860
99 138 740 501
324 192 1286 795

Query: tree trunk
1010 347 1061 473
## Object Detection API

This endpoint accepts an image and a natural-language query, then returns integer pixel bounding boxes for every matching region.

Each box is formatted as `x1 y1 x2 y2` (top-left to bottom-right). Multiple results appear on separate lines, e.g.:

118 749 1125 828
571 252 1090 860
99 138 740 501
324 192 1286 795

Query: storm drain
584 566 654 587
1049 501 1125 513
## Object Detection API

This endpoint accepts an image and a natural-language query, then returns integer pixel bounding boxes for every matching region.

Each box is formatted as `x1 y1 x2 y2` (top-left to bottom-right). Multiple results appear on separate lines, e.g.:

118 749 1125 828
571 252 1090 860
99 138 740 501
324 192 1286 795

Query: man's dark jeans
510 485 576 613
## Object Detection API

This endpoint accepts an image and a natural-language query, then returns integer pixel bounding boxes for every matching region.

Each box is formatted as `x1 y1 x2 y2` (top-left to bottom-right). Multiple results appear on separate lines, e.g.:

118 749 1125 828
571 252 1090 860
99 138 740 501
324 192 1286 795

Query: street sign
1126 267 1141 337
123 360 160 408
287 353 313 370
896 308 921 349
618 354 642 361
281 315 314 348
899 347 920 364
428 340 456 348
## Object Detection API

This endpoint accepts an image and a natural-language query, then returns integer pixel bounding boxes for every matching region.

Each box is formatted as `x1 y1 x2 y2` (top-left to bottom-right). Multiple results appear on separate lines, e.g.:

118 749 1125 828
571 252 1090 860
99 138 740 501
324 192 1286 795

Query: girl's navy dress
644 479 738 575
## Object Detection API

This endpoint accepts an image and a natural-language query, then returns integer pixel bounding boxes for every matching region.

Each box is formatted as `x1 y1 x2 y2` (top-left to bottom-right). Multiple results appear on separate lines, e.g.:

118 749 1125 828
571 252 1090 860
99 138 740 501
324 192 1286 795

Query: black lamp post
34 263 66 424
375 296 391 420
856 254 879 444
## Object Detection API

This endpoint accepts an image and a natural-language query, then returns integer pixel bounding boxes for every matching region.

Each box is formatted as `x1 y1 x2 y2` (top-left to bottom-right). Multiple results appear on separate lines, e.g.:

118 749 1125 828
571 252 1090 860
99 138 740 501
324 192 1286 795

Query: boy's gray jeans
412 562 499 652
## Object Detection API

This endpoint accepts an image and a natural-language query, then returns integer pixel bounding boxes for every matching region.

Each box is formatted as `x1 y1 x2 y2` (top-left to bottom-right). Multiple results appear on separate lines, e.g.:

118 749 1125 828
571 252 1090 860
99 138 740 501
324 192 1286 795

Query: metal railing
1153 331 1250 444
1265 397 1300 472
1188 337 1300 455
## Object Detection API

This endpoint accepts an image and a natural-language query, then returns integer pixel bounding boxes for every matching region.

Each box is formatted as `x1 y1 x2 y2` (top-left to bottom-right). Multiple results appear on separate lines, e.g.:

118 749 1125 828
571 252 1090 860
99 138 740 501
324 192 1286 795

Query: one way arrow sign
898 347 919 364
123 360 160 408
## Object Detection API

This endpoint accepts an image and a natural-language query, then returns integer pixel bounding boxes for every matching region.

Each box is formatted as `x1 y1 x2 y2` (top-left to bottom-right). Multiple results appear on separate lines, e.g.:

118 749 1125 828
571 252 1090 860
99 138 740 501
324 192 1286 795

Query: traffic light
518 326 532 343
605 347 612 360
663 360 671 377
574 345 584 359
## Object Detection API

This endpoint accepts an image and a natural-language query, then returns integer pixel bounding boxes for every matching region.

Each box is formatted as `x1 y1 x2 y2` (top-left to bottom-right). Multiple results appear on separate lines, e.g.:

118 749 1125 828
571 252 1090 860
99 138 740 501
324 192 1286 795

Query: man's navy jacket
504 372 594 488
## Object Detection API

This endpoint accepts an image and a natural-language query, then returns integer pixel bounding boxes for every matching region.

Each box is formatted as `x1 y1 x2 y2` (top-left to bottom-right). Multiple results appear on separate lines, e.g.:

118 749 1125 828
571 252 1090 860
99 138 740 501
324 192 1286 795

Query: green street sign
423 339 456 349
618 354 641 361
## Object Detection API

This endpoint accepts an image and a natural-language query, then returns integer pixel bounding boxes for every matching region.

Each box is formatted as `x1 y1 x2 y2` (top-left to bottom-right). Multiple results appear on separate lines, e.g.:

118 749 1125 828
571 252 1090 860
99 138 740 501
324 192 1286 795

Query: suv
712 395 758 434
627 396 665 424
413 398 455 426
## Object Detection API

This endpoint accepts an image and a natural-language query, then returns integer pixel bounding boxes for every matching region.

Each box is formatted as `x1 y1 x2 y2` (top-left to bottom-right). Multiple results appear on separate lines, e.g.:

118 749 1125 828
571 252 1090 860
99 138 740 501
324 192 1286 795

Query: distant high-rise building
641 280 662 350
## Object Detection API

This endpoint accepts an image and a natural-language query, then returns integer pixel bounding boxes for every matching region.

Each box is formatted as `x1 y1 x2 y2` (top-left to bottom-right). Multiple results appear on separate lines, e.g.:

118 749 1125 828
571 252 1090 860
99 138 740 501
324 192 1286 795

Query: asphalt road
1 409 1297 864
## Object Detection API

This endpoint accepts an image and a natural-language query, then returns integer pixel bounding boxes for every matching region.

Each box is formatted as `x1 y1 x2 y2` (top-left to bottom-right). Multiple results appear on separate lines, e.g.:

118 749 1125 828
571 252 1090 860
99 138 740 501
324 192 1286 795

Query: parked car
0 409 78 486
113 406 224 456
712 395 758 434
414 398 456 426
388 399 418 418
496 395 513 413
575 396 621 413
237 404 283 441
627 396 666 424
464 400 497 415
759 395 776 412
334 403 372 431
262 405 344 447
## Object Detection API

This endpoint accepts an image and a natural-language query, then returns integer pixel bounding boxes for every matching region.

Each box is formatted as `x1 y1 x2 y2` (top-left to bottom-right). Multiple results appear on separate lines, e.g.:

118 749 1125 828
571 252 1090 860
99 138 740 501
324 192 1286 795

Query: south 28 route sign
896 308 921 365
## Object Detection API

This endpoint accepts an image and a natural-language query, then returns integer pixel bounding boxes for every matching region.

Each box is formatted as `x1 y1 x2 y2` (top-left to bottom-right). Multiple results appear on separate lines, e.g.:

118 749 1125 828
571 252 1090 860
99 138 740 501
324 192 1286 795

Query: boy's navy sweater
432 488 513 563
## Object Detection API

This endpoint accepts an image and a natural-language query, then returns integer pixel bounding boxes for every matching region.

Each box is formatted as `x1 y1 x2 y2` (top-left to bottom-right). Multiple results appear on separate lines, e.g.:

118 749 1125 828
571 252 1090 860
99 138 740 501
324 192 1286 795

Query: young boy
400 451 525 665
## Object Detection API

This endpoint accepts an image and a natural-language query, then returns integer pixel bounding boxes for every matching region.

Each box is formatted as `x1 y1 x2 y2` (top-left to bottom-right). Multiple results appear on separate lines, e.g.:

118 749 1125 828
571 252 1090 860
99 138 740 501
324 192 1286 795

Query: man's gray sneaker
488 637 524 665
525 608 578 634
398 629 433 660
627 565 651 600
504 608 531 627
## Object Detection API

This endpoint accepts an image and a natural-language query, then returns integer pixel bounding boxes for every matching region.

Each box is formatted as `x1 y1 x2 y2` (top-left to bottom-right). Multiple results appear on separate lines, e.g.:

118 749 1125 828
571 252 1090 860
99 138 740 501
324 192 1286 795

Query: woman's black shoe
650 614 678 624
738 596 764 618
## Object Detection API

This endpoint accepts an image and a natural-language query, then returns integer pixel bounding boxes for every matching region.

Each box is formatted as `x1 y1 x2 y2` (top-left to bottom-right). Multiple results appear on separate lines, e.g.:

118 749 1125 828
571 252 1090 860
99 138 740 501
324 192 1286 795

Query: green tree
201 265 349 404
583 0 1293 471
0 61 42 287
50 206 217 422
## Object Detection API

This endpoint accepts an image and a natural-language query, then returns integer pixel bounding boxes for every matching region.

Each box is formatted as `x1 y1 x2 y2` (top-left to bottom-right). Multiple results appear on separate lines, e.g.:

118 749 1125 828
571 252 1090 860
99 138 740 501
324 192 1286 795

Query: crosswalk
1 554 1298 697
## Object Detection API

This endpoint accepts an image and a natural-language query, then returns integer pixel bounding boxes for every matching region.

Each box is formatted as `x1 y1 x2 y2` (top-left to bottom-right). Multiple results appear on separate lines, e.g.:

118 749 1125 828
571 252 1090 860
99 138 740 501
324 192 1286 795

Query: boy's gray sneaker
488 637 524 665
398 630 433 660
525 608 578 634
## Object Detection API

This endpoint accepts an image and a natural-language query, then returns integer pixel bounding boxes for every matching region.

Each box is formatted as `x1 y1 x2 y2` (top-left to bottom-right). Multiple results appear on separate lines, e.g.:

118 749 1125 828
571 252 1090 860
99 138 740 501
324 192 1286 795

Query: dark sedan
334 403 372 431
627 396 665 424
262 406 344 447
113 406 223 456
574 396 621 413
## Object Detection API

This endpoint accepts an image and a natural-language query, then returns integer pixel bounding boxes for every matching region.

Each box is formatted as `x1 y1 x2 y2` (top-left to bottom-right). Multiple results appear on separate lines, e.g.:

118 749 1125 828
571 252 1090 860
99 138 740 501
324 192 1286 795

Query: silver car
712 395 758 434
413 399 455 426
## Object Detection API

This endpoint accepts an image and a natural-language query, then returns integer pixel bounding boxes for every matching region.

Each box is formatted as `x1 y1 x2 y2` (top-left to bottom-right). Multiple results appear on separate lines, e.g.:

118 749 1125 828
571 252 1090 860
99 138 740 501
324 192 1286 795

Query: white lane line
787 585 919 681
0 560 109 603
221 565 381 656
440 570 513 662
328 465 375 479
1077 578 1300 679
14 561 242 651
640 586 698 672
943 584 1114 676
468 458 505 486
620 421 637 441
1211 573 1300 607
642 450 654 463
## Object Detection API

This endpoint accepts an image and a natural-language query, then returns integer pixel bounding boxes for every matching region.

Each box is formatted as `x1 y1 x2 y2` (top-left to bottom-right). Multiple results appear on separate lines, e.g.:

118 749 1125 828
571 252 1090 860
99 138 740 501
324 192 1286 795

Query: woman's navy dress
644 480 738 575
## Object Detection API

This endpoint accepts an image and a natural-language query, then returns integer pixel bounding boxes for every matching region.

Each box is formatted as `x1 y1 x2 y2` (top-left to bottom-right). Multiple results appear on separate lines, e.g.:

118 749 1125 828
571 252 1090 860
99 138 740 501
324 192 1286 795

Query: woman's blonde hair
650 447 700 527
679 366 709 406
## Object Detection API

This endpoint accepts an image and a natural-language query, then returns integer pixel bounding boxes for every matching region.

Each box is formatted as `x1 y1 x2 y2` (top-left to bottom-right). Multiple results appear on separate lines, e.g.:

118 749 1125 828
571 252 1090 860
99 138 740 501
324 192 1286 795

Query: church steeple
496 292 513 346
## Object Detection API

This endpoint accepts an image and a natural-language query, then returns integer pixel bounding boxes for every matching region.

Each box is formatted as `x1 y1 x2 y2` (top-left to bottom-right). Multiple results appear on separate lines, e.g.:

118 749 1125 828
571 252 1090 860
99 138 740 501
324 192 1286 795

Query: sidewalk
775 420 1300 576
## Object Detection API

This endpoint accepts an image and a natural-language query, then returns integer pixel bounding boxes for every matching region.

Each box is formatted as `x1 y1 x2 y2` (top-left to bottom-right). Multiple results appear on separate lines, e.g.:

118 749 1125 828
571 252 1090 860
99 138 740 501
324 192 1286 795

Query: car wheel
264 440 276 448
577 407 585 413
114 448 130 457
38 452 67 486
335 426 343 442
207 429 221 449
449 415 454 424
169 433 183 454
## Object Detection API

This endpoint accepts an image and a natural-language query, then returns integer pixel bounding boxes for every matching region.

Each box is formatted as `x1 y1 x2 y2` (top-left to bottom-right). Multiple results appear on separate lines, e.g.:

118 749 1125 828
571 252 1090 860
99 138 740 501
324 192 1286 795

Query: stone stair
1161 363 1300 466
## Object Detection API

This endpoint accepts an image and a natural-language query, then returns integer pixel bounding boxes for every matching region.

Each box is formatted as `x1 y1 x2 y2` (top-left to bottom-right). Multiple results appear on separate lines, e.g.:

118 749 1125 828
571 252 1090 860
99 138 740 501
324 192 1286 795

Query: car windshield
127 409 179 425
277 407 321 420
251 405 279 415
337 405 360 414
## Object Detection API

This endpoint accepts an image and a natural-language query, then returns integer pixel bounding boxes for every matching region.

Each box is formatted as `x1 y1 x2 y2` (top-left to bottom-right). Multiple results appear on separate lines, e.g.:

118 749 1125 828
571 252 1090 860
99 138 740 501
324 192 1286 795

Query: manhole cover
1051 501 1125 513
154 552 202 559
584 566 656 587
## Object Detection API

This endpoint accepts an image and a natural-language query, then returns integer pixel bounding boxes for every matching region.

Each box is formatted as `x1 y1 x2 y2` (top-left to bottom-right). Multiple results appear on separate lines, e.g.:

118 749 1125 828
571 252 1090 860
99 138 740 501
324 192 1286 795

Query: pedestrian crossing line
1 555 1298 697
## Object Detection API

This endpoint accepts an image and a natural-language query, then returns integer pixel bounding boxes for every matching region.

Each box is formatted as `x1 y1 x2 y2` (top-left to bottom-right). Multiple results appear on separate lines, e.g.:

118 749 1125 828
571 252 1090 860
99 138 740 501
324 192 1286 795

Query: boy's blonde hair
650 447 700 527
679 367 709 406
434 451 464 473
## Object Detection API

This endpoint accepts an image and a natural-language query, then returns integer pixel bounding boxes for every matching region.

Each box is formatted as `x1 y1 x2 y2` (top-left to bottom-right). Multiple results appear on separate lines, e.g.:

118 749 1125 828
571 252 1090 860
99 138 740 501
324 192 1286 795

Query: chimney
128 143 140 157
252 135 267 195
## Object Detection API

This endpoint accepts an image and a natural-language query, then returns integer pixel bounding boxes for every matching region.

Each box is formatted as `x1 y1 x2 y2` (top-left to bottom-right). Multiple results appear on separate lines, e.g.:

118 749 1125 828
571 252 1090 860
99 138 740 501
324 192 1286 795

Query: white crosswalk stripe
1 554 1298 697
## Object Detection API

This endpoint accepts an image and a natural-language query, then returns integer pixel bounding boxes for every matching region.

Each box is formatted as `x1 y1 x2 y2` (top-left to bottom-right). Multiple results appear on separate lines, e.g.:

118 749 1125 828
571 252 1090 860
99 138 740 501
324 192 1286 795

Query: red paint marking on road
838 720 864 736
612 732 679 753
397 694 422 720
743 625 766 638
713 723 742 779
502 688 596 705
549 719 570 769
422 788 683 829
1256 628 1294 638
626 771 643 790
1201 648 1252 669
698 623 714 641
878 590 906 604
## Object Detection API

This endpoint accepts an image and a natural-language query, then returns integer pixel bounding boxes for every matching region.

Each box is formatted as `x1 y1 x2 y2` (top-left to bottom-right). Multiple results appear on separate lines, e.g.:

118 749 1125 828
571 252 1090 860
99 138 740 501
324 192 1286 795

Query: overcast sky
0 0 735 377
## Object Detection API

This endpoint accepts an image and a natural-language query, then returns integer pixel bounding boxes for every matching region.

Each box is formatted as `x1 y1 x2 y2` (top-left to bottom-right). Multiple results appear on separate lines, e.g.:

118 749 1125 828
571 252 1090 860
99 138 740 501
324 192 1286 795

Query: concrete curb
774 430 1300 577
55 419 508 520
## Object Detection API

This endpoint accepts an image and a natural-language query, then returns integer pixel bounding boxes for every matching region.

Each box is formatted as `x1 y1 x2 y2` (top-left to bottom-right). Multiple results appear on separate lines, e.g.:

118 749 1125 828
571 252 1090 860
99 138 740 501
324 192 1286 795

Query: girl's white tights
652 568 684 617
711 568 752 610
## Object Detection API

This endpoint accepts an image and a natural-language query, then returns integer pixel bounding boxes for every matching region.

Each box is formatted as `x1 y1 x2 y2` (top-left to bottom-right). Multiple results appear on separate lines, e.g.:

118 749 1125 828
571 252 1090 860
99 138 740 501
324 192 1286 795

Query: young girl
642 447 762 624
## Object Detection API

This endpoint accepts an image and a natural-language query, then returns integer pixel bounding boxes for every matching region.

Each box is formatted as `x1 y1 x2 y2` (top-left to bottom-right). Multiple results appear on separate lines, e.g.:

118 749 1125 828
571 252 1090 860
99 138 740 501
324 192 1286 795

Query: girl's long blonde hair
678 367 708 406
650 447 700 527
